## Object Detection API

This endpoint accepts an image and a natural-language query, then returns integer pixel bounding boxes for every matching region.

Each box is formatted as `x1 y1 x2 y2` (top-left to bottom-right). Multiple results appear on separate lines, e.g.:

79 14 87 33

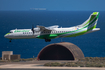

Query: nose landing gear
9 39 12 42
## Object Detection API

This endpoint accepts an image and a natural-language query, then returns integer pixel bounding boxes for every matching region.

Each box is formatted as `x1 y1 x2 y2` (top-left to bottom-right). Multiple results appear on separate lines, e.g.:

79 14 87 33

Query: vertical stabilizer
81 12 99 31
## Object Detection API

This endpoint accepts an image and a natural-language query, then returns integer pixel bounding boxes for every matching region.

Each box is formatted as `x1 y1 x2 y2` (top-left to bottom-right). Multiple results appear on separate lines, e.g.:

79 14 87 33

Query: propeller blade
31 25 34 34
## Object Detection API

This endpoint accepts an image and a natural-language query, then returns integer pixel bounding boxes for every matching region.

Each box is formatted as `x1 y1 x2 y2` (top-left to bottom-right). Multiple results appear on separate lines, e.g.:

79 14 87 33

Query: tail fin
81 12 99 31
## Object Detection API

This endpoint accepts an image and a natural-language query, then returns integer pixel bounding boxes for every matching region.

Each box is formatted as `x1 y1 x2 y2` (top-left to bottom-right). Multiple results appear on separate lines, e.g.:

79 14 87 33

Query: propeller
31 25 34 34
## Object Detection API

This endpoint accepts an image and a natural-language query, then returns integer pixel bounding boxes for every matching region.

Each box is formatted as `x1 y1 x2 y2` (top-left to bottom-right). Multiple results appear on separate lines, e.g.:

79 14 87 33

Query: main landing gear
45 38 51 42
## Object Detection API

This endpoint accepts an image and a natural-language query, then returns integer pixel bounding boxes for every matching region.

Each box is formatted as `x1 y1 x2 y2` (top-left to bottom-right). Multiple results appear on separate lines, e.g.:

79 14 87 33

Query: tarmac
0 61 105 70
0 64 105 70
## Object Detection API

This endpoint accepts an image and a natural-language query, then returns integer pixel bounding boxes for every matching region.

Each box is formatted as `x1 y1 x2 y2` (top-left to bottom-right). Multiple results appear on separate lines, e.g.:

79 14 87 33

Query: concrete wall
2 51 20 60
2 51 13 60
10 55 20 60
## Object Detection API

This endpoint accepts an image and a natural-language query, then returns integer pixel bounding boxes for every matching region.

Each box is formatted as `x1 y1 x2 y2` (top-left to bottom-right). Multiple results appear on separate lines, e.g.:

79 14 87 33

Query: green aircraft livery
4 12 100 42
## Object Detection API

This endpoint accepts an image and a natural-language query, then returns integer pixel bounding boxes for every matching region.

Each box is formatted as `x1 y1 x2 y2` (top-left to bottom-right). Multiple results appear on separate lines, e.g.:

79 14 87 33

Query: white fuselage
4 12 100 42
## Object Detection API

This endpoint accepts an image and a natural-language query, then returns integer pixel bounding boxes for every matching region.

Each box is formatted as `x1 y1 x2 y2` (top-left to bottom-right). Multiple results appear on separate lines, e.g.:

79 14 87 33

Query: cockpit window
9 31 13 33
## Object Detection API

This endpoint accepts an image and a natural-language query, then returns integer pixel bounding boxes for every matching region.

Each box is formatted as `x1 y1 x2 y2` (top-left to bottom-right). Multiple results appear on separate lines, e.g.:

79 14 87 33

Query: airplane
4 12 100 42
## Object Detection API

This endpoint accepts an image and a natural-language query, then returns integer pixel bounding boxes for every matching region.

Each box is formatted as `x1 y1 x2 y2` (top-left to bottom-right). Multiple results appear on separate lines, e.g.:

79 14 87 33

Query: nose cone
4 35 8 38
4 33 10 38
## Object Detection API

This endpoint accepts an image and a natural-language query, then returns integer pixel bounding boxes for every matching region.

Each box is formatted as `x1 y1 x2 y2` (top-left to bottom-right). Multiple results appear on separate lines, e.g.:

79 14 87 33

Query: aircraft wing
37 25 59 31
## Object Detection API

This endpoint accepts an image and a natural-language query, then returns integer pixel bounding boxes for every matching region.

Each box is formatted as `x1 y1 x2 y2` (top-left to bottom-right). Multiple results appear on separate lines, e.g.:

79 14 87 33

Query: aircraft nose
4 35 8 38
4 33 10 38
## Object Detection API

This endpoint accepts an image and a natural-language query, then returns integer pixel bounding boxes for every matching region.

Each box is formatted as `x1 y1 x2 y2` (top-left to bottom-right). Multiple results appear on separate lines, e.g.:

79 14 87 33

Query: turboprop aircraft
4 12 100 42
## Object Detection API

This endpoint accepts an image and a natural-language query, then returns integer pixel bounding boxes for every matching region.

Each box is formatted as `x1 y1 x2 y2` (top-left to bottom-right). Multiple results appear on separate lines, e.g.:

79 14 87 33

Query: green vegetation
12 57 37 62
44 57 105 67
20 57 37 61
44 62 64 66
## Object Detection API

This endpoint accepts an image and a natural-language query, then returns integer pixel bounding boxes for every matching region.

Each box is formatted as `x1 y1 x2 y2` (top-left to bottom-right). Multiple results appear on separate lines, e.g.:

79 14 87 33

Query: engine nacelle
34 28 40 31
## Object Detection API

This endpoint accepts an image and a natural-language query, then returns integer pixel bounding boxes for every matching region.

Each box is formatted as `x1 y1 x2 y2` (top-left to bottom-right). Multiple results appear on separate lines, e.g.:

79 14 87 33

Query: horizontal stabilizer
85 28 100 34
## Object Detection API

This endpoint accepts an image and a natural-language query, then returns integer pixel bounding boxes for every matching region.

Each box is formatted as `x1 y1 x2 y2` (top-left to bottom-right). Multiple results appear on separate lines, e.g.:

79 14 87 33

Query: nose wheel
9 39 12 42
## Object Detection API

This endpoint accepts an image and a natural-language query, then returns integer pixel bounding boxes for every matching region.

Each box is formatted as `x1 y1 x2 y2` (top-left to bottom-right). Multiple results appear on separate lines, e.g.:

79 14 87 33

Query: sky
0 0 105 11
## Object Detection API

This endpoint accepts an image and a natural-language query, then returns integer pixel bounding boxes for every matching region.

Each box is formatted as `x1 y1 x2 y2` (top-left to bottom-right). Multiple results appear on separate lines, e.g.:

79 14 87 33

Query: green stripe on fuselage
37 31 72 39
14 30 30 32
37 34 58 39
65 25 97 37
65 30 87 37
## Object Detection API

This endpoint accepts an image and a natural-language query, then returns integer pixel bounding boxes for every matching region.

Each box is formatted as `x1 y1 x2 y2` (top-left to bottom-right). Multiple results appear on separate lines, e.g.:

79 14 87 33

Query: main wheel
9 40 11 42
48 39 51 42
45 38 51 42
